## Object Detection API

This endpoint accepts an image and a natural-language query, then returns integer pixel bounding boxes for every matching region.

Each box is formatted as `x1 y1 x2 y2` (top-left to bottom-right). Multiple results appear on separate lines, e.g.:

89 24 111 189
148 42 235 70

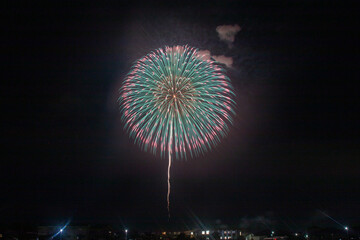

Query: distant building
0 225 37 240
218 230 244 240
263 237 288 240
38 225 119 240
88 225 119 240
38 226 90 240
245 235 266 240
183 229 247 240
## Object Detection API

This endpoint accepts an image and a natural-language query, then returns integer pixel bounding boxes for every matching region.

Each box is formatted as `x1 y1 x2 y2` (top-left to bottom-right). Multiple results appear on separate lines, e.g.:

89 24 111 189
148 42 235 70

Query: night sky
3 0 359 231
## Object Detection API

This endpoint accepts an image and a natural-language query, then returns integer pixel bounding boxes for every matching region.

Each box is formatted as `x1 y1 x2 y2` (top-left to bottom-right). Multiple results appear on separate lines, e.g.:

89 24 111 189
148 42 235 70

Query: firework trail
119 45 235 218
167 135 172 218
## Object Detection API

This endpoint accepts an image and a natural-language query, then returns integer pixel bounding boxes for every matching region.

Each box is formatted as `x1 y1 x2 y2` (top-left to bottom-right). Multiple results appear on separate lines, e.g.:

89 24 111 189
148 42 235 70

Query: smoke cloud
216 24 241 48
198 50 233 68
212 55 233 68
239 215 276 231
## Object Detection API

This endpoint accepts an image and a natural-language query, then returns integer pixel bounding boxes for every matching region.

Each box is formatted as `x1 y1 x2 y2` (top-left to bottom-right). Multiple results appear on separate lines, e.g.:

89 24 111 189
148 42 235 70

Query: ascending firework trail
119 45 235 219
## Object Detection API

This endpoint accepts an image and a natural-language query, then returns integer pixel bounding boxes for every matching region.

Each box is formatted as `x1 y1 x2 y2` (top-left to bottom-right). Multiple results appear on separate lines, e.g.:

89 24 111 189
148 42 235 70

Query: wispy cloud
198 50 233 68
239 215 275 231
216 24 241 48
212 55 233 68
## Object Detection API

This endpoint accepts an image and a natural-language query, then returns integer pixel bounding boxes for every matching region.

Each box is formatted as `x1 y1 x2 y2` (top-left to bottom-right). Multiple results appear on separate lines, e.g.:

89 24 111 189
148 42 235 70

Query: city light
345 227 349 240
206 230 210 235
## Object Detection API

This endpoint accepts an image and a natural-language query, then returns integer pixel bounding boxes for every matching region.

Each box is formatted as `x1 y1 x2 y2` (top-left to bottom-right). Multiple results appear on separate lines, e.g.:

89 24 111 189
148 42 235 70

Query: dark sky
3 0 359 231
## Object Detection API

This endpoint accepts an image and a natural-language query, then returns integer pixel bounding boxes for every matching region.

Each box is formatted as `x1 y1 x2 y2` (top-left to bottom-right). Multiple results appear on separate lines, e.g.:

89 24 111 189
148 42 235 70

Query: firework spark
119 45 235 218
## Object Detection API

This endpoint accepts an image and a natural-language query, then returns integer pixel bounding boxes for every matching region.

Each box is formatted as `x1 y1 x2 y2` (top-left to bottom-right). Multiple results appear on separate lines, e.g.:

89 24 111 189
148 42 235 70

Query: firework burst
119 45 235 218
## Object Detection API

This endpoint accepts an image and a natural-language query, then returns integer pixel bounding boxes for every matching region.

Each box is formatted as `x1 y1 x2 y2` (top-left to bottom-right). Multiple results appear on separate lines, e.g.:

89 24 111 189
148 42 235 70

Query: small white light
206 231 210 235
345 226 348 230
60 229 63 232
202 231 205 235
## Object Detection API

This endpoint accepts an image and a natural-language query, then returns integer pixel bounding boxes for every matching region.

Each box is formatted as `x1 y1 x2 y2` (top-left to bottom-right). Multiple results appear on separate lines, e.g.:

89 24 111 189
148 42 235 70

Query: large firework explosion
119 45 235 217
